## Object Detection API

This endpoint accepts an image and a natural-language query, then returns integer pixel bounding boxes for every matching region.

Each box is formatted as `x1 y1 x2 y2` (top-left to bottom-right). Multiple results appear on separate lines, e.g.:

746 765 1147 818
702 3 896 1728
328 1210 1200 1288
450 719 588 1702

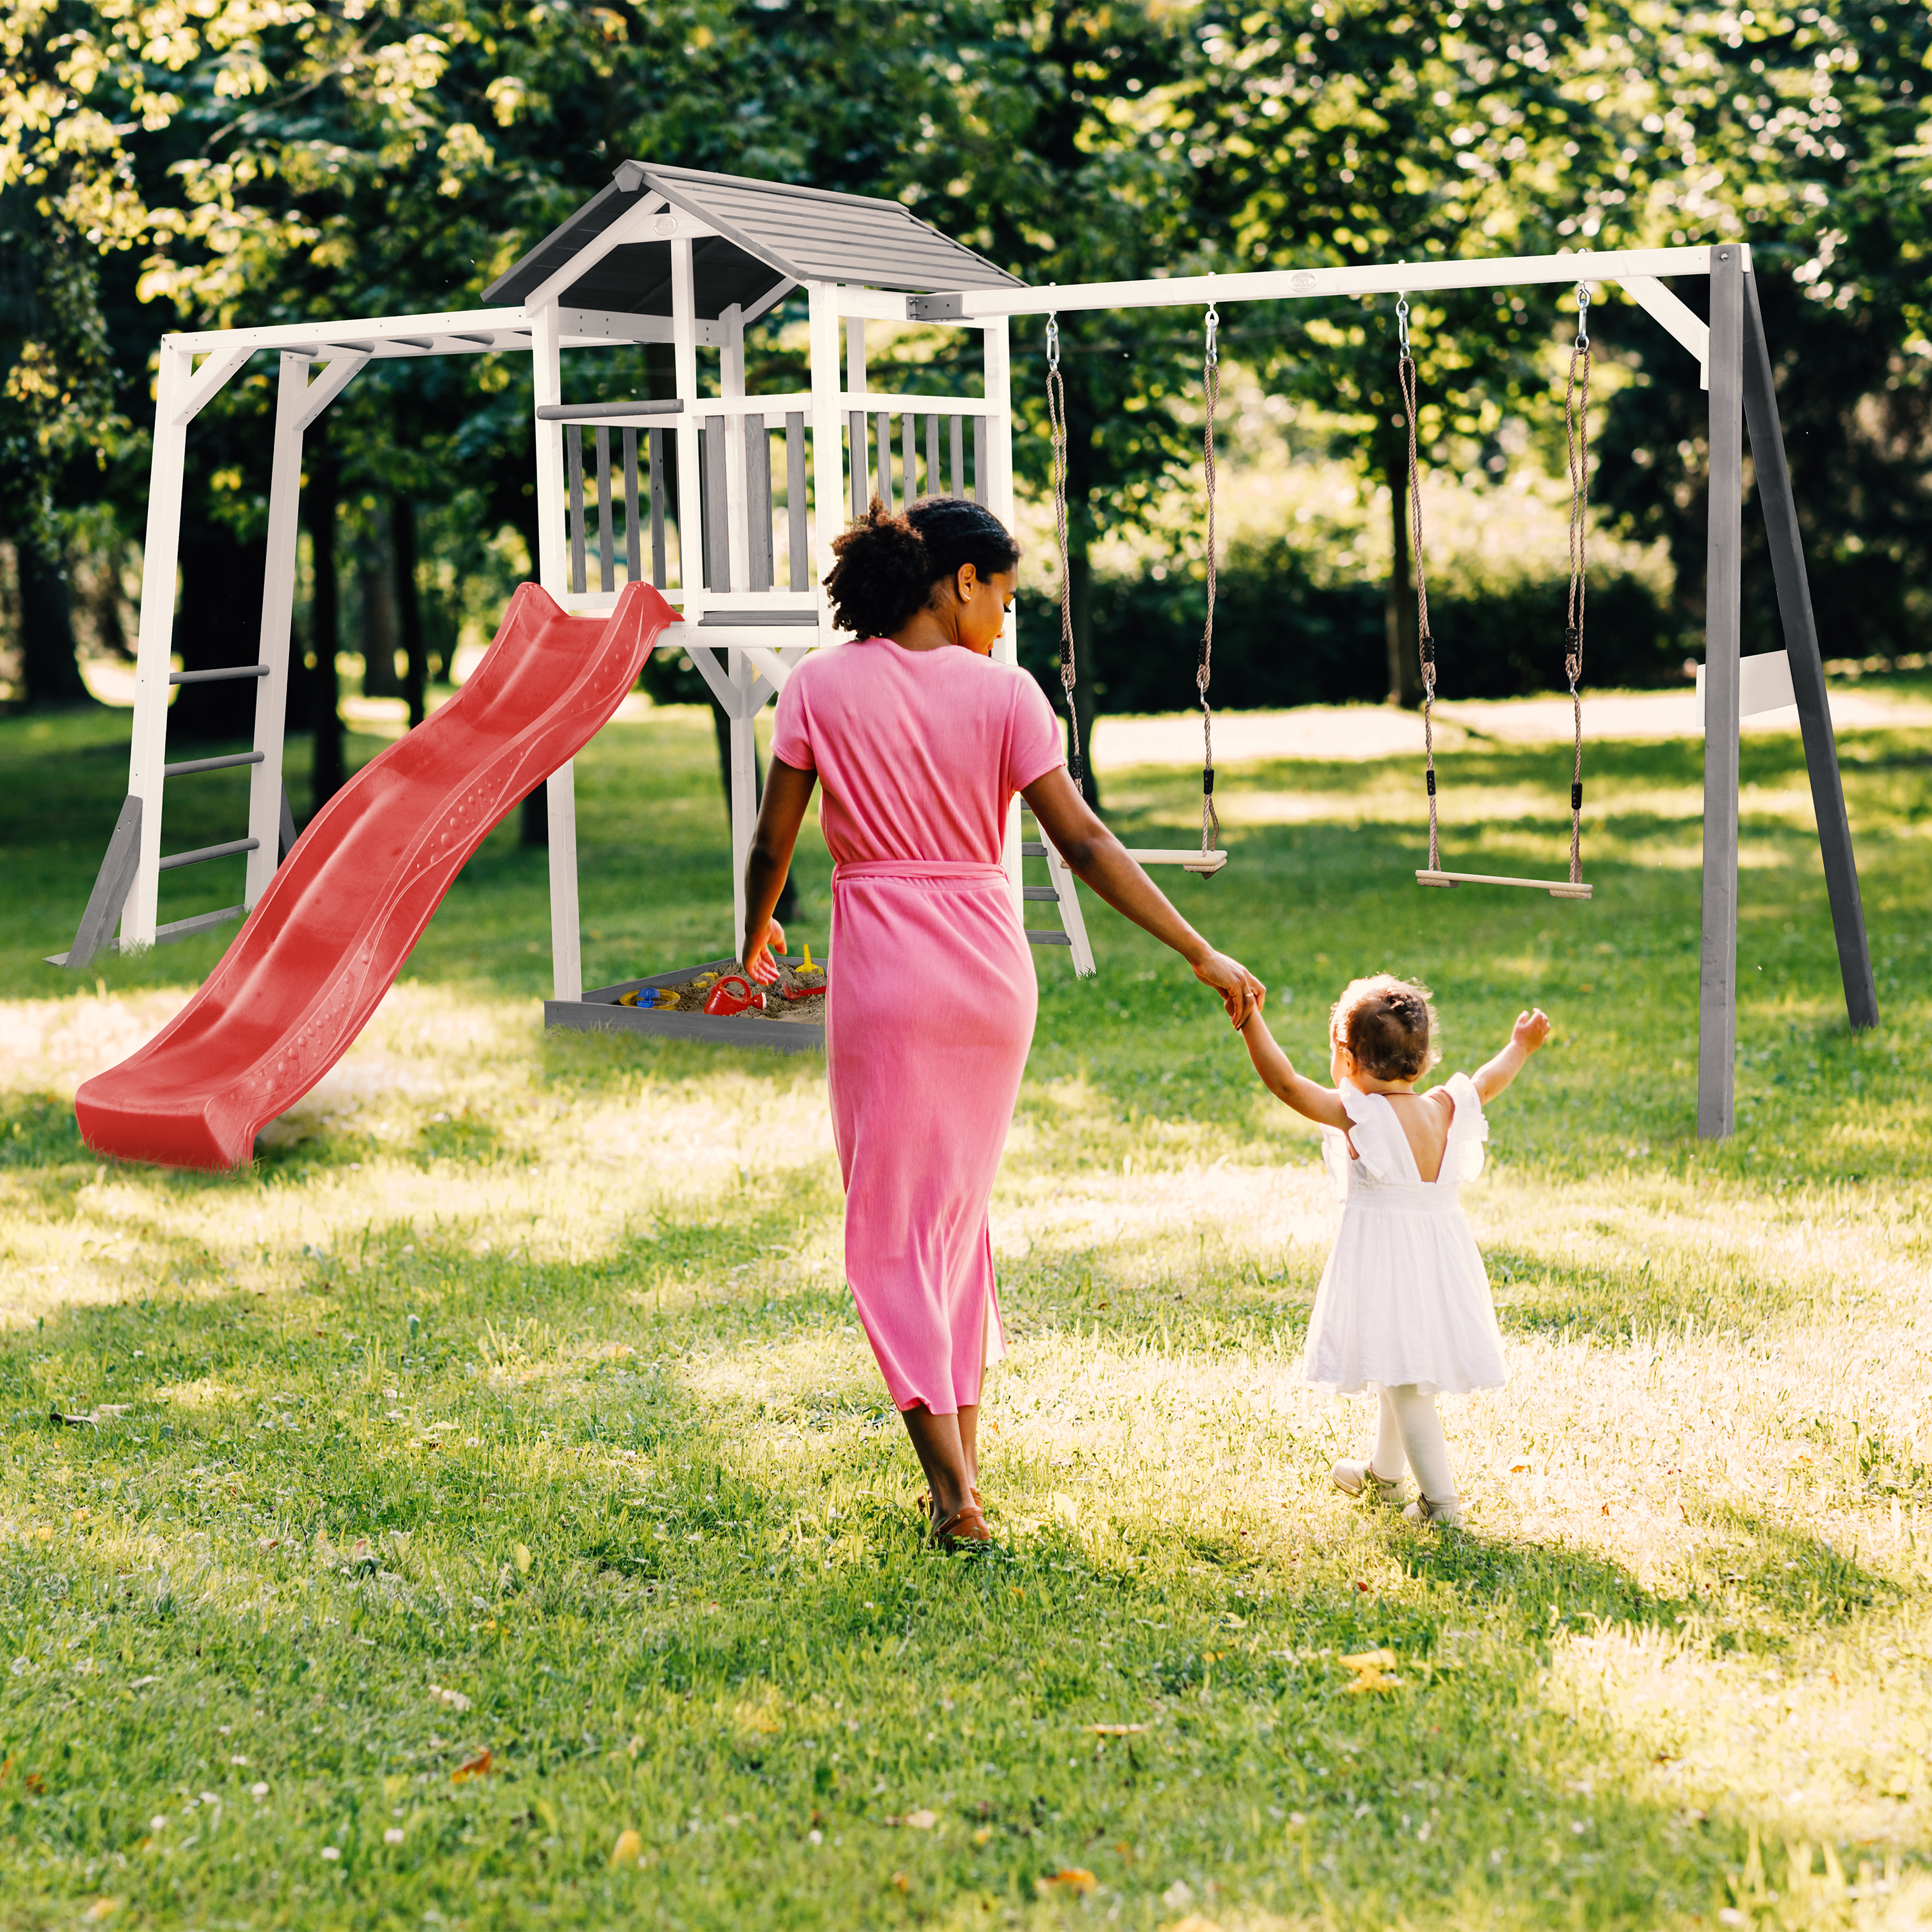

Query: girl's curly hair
1330 974 1441 1082
822 495 1019 639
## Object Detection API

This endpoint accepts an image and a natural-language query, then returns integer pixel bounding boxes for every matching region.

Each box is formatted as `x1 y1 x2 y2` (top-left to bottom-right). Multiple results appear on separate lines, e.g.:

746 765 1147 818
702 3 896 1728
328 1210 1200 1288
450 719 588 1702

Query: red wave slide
77 580 676 1170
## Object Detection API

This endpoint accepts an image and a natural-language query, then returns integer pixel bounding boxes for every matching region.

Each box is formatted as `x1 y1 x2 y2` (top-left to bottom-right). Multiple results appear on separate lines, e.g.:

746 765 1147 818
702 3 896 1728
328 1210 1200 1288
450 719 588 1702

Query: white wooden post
123 341 195 947
730 657 759 960
981 316 1025 916
671 238 704 610
244 352 309 905
807 282 844 636
530 299 582 1002
721 302 750 596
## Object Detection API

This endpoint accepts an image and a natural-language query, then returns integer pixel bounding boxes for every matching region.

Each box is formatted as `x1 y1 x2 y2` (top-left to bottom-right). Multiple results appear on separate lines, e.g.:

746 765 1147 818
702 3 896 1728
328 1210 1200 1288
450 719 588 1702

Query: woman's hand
744 916 786 985
1192 949 1265 1028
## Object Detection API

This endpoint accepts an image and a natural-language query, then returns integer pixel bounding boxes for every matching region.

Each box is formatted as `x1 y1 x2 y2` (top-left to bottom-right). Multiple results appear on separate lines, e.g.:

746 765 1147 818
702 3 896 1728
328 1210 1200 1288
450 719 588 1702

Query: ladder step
169 665 269 685
1026 929 1074 946
1020 841 1048 857
1021 886 1060 901
163 751 266 778
158 837 260 872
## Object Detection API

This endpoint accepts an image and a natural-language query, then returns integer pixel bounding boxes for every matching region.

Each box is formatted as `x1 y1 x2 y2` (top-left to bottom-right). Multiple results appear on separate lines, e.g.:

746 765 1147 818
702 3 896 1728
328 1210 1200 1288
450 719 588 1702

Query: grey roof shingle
482 163 1023 314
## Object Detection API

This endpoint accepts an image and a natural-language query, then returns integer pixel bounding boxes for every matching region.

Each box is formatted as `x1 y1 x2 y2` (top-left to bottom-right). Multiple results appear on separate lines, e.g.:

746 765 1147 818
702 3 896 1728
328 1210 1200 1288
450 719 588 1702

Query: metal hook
1204 304 1220 368
1396 294 1410 354
1046 312 1060 371
1575 282 1591 352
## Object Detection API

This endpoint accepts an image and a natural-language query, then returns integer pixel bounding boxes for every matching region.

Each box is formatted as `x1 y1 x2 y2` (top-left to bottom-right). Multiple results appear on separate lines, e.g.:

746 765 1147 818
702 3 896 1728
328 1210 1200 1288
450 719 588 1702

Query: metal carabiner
1396 294 1411 354
1046 312 1060 372
1575 281 1591 352
1204 303 1220 369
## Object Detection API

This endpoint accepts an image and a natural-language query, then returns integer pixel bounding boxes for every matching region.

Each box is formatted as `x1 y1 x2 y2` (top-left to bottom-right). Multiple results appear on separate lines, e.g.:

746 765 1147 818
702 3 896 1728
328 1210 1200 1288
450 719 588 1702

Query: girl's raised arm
1472 1007 1552 1103
1238 1010 1352 1129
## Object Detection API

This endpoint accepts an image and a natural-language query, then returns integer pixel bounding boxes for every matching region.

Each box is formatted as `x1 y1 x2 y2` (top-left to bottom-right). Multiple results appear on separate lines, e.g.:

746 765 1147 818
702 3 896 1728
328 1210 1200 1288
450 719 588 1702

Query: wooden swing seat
1416 869 1591 900
1128 847 1229 876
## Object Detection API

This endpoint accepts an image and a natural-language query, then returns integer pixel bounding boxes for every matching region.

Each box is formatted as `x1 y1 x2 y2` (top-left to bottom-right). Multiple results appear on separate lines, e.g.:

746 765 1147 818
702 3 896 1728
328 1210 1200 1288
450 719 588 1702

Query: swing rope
1045 313 1084 792
1396 295 1440 875
1563 282 1591 887
1198 304 1221 857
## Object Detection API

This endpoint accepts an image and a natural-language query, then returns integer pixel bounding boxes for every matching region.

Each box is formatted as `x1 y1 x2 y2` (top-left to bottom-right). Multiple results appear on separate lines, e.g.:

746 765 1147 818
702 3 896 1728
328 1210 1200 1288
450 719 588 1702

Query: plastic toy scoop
703 974 764 1017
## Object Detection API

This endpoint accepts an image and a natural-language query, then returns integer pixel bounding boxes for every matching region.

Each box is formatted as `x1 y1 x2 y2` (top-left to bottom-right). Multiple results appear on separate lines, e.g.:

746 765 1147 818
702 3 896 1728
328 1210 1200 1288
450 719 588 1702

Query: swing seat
1127 847 1229 877
1416 869 1592 900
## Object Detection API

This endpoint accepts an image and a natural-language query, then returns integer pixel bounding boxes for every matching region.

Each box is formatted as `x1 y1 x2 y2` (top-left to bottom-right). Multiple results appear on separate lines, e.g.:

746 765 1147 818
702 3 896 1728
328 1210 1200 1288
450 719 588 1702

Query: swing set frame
913 240 1879 1141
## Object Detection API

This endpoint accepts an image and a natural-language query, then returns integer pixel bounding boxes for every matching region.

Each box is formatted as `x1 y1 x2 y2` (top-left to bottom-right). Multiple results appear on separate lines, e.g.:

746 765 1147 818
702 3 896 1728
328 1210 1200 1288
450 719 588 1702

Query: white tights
1369 1384 1457 1505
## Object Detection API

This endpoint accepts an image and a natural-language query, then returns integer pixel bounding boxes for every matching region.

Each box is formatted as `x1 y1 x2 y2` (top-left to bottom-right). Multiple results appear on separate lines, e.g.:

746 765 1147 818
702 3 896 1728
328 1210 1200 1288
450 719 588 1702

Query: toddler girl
1238 975 1549 1526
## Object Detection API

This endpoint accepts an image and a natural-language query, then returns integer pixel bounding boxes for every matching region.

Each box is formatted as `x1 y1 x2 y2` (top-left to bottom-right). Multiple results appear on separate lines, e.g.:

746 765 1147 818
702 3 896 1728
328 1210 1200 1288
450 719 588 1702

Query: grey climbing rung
164 751 265 777
1021 841 1048 857
158 837 259 871
1021 886 1061 901
169 665 269 685
1027 929 1074 947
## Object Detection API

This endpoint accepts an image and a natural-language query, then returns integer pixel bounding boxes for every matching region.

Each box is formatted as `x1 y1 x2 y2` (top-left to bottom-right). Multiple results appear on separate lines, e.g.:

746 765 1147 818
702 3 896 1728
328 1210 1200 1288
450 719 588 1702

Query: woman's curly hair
823 495 1019 639
1329 974 1441 1082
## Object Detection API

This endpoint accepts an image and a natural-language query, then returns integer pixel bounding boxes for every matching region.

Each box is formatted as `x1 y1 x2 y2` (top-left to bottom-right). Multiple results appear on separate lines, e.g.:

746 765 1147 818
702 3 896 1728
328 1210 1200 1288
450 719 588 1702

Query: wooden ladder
1019 811 1095 976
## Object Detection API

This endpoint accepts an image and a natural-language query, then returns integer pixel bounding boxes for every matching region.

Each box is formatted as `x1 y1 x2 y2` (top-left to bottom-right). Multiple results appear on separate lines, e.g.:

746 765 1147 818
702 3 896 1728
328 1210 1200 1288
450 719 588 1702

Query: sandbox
545 954 826 1054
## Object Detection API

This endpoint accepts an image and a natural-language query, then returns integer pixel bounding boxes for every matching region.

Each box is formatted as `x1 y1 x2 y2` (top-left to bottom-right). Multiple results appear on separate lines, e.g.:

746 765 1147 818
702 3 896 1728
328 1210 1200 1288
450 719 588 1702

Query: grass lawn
2 692 1931 1929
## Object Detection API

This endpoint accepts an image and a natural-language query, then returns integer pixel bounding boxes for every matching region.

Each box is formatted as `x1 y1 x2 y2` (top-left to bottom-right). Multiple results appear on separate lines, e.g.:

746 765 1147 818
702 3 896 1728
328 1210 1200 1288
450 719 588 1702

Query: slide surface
77 580 676 1169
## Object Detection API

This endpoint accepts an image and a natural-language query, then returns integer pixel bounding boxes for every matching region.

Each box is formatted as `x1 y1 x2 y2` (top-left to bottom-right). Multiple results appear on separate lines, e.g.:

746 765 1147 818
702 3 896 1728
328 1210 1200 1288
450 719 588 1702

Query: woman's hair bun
824 495 1019 638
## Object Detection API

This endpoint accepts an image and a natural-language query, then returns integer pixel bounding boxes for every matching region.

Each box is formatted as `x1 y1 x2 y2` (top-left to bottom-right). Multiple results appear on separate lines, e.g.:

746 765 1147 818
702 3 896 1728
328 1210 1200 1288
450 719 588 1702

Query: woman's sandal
930 1499 992 1548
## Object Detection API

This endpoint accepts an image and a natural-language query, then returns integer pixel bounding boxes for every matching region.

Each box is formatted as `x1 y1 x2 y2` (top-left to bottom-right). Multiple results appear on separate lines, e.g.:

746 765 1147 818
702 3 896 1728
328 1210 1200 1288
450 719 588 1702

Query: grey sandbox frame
544 956 825 1054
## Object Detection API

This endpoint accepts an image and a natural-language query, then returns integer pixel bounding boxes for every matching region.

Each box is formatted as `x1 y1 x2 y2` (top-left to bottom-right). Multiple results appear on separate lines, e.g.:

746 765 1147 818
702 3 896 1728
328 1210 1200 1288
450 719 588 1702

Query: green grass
3 695 1932 1929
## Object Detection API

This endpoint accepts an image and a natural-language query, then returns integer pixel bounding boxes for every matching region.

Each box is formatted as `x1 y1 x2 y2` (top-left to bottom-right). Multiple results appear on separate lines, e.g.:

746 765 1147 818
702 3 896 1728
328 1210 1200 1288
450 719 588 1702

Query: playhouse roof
482 163 1024 317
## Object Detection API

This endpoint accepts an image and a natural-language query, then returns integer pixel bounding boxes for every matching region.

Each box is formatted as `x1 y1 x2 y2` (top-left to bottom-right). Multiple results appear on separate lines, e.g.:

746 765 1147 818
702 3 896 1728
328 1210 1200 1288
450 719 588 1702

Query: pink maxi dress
770 636 1064 1415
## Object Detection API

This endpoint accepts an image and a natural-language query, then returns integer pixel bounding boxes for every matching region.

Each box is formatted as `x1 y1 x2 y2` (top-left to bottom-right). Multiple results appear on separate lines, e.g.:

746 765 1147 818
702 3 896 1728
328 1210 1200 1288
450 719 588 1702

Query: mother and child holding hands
743 495 1551 1546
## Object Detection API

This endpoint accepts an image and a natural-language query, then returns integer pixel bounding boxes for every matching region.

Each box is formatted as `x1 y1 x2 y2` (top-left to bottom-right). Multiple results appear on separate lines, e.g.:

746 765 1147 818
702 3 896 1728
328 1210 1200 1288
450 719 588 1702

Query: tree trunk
395 494 426 728
17 536 91 706
1383 437 1421 708
308 436 345 811
358 502 402 697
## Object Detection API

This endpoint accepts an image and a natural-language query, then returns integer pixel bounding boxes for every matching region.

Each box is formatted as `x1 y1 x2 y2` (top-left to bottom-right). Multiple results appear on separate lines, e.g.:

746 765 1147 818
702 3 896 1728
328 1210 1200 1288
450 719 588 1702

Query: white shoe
1402 1495 1464 1528
1332 1459 1410 1506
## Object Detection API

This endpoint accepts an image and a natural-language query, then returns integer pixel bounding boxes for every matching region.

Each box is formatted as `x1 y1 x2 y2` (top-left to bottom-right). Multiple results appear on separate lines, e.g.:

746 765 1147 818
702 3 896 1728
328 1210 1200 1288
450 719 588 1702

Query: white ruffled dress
1302 1074 1506 1397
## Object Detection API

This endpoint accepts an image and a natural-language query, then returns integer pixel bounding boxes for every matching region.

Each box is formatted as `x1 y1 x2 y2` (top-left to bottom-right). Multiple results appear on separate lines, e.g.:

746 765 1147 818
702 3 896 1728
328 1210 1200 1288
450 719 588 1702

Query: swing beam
911 241 1879 1142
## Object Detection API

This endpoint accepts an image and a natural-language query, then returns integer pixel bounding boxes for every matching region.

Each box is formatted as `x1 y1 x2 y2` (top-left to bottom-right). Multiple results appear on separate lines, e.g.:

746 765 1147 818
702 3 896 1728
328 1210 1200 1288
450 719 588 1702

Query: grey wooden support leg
1699 245 1747 1139
1739 274 1878 1031
278 783 298 866
57 795 144 971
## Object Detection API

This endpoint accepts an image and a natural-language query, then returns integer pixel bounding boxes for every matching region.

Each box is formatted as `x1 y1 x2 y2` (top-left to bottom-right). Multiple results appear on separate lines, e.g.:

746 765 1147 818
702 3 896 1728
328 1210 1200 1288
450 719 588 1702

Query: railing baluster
875 410 893 513
926 414 941 497
704 414 731 591
566 423 587 594
848 410 866 517
786 412 808 591
950 416 965 497
746 413 773 592
649 428 667 588
595 425 614 592
623 428 641 582
971 416 987 505
902 412 916 505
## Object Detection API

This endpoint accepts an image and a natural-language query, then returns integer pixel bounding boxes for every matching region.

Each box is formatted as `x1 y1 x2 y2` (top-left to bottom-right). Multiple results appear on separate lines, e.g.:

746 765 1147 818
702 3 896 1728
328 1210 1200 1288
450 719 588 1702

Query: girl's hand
1513 1007 1551 1053
744 916 786 985
1193 950 1266 1028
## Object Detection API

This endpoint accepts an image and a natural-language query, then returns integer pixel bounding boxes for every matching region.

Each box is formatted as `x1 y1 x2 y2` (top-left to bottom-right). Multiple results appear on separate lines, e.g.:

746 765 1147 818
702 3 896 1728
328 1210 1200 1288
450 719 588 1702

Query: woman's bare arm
742 757 817 981
1237 1010 1352 1128
1021 764 1264 1027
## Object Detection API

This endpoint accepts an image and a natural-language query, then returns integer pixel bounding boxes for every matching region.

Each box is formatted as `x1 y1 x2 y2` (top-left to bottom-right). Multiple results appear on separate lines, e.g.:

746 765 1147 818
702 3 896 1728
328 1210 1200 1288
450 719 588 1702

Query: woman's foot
1402 1494 1464 1528
1332 1459 1410 1506
931 1499 992 1548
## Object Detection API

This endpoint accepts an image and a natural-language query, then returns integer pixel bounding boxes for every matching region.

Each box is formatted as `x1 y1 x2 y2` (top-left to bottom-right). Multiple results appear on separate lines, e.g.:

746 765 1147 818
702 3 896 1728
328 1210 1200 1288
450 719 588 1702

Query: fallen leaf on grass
890 1871 909 1891
81 1900 121 1922
1339 1649 1401 1694
512 1544 532 1575
1169 1918 1226 1932
609 1828 642 1868
1037 1868 1097 1895
1090 1724 1146 1737
451 1750 492 1783
24 1774 44 1794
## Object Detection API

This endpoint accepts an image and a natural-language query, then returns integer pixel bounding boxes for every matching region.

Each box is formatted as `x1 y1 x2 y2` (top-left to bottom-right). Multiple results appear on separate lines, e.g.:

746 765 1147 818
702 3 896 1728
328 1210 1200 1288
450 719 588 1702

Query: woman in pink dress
743 498 1262 1546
